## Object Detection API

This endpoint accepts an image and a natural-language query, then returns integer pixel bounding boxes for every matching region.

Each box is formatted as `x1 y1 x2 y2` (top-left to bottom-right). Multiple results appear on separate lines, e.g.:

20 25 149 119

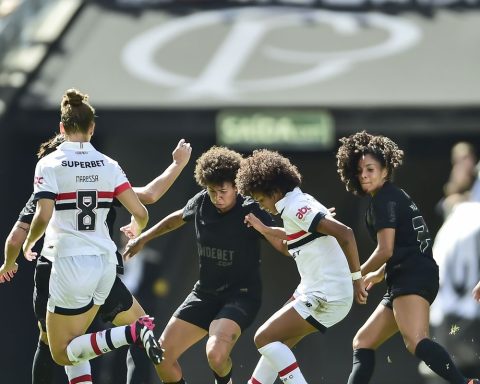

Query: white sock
65 361 92 383
249 356 278 384
258 342 307 384
66 326 130 364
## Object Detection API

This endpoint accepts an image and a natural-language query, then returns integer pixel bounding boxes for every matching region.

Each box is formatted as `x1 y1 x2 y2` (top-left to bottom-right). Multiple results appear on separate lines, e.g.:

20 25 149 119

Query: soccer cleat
131 316 164 364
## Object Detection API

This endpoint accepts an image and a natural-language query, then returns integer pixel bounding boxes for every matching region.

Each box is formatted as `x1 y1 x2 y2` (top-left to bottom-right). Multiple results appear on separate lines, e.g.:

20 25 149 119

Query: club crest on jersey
296 206 312 220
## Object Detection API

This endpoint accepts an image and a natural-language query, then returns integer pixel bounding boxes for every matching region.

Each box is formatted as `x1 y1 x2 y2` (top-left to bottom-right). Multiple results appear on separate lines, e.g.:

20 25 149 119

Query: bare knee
50 347 71 366
206 339 230 371
402 334 425 355
253 328 271 349
352 331 373 350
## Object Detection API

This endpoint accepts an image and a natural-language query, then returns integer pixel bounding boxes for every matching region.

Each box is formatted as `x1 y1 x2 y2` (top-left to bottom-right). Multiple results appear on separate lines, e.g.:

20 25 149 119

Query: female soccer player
20 89 163 384
123 146 286 384
336 130 479 384
0 133 192 383
234 149 367 384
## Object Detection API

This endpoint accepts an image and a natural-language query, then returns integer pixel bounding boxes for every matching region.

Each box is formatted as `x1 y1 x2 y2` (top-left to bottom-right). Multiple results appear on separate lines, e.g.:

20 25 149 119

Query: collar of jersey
58 141 95 151
275 186 302 214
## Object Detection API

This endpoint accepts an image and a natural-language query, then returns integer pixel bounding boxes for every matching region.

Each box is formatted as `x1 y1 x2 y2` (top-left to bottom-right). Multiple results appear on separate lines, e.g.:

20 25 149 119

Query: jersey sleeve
372 192 398 231
18 193 36 224
285 197 327 233
182 191 203 222
33 159 58 200
249 200 275 226
113 163 131 197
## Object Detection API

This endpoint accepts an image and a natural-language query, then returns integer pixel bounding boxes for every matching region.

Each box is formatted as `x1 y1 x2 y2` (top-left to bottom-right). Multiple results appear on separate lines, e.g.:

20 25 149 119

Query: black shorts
381 256 439 309
34 256 133 332
173 286 261 332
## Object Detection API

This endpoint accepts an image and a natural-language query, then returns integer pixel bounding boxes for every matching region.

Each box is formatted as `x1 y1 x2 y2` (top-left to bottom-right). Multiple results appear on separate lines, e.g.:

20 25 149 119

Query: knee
352 332 370 350
206 346 229 371
402 335 423 355
253 328 270 349
50 347 71 366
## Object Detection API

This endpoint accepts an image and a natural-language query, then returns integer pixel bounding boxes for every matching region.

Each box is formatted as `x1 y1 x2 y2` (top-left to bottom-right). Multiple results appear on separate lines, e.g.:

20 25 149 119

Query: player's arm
0 221 30 283
315 215 367 304
244 213 289 255
123 209 186 261
23 199 54 261
117 188 149 238
361 228 395 276
133 139 192 205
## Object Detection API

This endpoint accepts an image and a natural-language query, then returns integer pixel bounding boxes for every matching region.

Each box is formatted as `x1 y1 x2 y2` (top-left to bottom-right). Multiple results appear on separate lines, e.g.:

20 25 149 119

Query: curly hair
236 149 302 197
194 146 243 187
336 131 403 196
37 133 65 159
60 88 95 134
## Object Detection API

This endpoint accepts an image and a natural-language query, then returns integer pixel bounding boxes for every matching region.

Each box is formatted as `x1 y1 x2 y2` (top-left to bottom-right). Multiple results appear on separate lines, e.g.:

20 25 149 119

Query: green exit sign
216 110 334 151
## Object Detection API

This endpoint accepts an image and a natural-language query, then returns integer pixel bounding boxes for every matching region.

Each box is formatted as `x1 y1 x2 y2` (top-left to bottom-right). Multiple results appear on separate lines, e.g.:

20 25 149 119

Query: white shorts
290 290 352 331
47 255 116 315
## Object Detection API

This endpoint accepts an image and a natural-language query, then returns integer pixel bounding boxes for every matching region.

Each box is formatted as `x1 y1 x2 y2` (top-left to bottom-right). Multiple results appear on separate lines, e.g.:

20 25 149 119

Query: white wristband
351 271 362 281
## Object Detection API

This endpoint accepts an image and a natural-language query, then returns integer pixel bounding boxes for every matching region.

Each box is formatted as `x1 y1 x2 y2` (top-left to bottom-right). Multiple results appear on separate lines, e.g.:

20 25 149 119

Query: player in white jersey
235 149 367 384
21 89 162 384
0 133 192 384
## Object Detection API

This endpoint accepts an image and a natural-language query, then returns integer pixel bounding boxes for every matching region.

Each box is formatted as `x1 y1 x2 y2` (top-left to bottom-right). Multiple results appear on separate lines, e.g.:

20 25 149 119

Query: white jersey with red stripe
275 187 352 301
33 141 130 262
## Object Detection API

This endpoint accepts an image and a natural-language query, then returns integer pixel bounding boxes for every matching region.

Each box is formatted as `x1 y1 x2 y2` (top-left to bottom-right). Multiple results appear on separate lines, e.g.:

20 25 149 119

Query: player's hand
244 213 264 232
172 139 192 168
22 242 37 261
123 237 145 261
327 207 336 217
363 270 384 291
120 217 142 239
0 263 18 283
353 278 368 304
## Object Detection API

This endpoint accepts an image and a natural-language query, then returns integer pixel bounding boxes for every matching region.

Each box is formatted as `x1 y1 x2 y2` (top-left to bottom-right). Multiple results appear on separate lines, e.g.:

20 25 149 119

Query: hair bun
65 88 87 107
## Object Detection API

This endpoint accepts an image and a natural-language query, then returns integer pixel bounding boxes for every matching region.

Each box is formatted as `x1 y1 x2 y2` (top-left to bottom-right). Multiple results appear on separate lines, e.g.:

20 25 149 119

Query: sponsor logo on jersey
61 160 105 168
34 176 44 185
296 206 312 220
197 244 234 266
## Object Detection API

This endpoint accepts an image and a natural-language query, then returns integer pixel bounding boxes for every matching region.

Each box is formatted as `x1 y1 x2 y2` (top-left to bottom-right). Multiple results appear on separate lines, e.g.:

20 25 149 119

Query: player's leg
47 255 162 367
248 336 305 384
252 304 316 384
32 257 56 384
394 294 471 384
347 303 398 384
97 276 154 384
207 319 241 384
207 292 260 384
155 316 207 383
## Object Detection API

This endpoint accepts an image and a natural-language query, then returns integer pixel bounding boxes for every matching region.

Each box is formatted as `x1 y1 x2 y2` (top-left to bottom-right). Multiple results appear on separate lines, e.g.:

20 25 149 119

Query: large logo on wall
122 8 421 99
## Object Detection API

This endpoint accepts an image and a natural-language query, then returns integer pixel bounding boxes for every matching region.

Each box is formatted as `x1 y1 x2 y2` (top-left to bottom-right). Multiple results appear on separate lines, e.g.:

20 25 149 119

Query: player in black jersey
336 131 479 384
123 146 286 384
0 133 192 384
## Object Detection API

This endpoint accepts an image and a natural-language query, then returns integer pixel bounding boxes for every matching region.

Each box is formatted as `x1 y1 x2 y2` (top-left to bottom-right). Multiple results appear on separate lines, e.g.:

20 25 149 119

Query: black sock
214 368 232 384
126 345 152 384
415 338 467 384
32 340 55 384
347 348 375 384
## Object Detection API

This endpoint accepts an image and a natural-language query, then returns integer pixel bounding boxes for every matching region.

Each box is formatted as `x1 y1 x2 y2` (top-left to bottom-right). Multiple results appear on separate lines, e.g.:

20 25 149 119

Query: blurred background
0 0 479 383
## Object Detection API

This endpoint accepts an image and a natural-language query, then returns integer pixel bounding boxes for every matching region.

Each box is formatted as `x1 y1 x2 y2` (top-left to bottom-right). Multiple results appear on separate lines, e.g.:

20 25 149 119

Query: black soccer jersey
365 182 433 267
18 193 36 224
183 190 275 294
